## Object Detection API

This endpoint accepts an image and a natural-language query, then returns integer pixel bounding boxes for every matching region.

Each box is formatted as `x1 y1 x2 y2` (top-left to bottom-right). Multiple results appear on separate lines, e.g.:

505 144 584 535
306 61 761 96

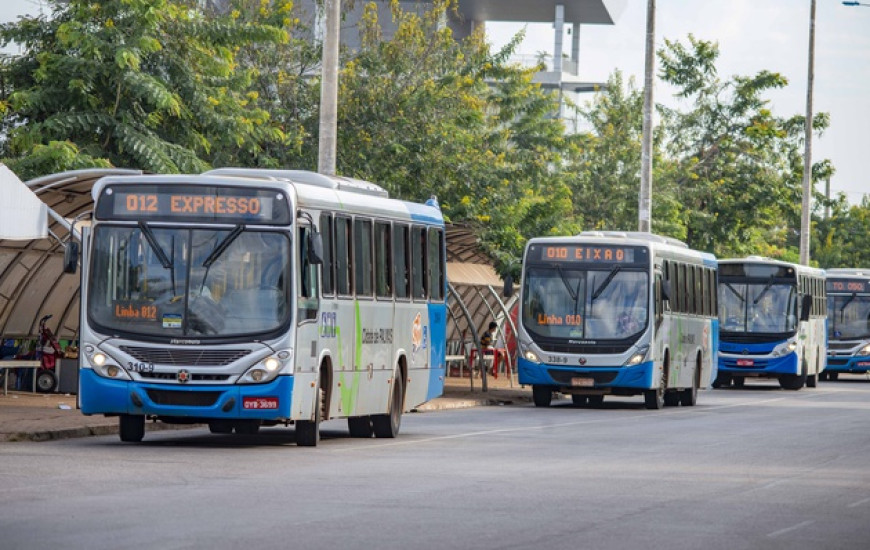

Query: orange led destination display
95 184 292 225
529 244 645 265
827 278 869 293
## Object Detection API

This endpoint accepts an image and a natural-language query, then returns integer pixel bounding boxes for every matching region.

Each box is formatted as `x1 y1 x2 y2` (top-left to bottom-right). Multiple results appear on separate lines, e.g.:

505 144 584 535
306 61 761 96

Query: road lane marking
766 520 814 538
848 497 870 508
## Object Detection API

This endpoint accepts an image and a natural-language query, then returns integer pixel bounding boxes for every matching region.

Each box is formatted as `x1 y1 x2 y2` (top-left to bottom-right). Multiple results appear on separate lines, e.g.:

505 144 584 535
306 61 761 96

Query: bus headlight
85 345 132 380
771 340 797 357
858 343 870 356
523 350 541 363
624 346 649 367
238 351 292 384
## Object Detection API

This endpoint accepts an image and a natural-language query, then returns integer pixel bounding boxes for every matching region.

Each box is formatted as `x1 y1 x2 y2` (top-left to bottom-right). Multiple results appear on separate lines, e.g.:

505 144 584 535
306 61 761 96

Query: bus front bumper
825 355 870 374
717 353 798 376
79 369 294 421
517 357 656 391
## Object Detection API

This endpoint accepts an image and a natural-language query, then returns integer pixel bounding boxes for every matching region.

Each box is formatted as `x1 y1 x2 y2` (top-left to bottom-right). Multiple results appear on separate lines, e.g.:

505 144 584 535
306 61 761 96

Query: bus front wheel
644 368 666 410
119 414 145 443
532 385 553 407
297 387 323 447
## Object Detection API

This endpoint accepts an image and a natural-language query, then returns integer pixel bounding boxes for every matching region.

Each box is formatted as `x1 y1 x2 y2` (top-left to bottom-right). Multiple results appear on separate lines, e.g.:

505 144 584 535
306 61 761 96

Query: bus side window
354 218 373 297
428 227 444 302
320 213 334 296
394 224 410 299
411 226 427 300
298 226 320 321
335 216 352 296
375 221 392 298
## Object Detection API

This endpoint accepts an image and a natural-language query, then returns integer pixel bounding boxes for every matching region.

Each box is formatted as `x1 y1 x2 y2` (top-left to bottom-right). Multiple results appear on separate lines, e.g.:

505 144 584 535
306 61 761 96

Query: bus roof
527 232 716 266
718 256 826 278
202 168 390 198
825 268 870 277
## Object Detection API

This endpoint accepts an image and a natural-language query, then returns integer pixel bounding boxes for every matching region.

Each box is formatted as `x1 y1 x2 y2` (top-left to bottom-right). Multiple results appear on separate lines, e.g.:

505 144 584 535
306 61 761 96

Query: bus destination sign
827 278 869 294
529 244 645 265
95 184 292 225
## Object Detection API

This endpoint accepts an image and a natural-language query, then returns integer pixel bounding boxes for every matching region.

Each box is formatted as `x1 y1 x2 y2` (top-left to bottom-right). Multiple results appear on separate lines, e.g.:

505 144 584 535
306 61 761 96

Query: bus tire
208 420 233 434
829 372 839 381
732 377 745 388
664 392 680 407
571 395 588 407
645 366 666 409
119 414 145 443
348 416 373 438
681 360 700 407
297 387 323 447
234 420 260 435
712 373 732 389
373 376 404 438
588 395 604 408
806 374 817 388
532 385 553 407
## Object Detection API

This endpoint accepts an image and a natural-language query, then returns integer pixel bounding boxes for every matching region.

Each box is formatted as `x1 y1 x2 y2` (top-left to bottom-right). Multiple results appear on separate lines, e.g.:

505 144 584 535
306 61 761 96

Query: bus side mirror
800 294 812 322
63 241 79 274
503 275 514 298
307 230 323 265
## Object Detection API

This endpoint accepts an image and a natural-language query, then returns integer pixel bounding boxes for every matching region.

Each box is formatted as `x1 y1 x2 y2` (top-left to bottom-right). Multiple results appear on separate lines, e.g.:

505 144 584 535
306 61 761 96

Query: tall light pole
639 0 655 233
318 0 340 176
799 0 816 266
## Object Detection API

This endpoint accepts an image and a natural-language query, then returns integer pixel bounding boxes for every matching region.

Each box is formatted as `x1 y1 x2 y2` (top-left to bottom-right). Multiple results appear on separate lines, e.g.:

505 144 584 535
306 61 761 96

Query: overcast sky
2 0 867 205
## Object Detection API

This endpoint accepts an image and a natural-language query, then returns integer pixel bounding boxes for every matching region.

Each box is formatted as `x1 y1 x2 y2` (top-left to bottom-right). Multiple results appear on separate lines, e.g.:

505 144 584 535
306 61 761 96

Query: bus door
295 220 322 416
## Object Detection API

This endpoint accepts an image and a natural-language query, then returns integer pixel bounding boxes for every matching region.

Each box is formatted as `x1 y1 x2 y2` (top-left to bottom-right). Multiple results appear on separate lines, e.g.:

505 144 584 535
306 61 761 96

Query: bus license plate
571 377 594 387
243 397 279 410
736 359 754 366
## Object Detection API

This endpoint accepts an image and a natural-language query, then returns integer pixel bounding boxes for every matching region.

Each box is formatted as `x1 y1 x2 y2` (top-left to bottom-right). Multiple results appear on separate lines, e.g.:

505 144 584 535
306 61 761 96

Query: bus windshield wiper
138 221 172 269
592 266 621 300
839 293 856 313
555 265 578 302
202 224 245 268
724 283 745 302
753 275 775 304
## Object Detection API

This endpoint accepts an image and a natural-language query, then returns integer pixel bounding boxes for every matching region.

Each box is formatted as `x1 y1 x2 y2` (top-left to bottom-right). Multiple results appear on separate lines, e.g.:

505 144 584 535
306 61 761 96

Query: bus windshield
828 293 870 340
718 281 797 335
88 225 291 338
521 266 649 341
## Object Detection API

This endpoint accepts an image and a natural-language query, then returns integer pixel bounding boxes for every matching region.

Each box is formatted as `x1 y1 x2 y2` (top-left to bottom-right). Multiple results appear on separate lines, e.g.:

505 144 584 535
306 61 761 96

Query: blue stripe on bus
825 355 870 373
79 369 295 420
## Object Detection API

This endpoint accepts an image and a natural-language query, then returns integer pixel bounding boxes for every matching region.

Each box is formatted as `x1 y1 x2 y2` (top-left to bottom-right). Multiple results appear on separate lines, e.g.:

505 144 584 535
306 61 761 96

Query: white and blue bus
716 258 826 390
515 232 718 409
67 169 447 445
823 268 870 380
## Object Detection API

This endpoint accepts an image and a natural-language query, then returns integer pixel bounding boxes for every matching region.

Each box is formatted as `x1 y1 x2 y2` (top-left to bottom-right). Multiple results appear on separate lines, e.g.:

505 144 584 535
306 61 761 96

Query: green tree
656 35 831 258
0 0 288 179
814 195 870 268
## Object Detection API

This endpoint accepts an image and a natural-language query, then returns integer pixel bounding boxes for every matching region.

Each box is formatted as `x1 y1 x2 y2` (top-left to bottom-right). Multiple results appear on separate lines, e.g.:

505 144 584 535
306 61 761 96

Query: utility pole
639 0 655 233
799 0 816 265
318 0 340 175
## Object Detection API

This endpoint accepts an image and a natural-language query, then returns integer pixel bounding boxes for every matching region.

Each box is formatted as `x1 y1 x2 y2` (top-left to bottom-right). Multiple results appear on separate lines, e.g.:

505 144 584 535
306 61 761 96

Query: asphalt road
2 376 870 550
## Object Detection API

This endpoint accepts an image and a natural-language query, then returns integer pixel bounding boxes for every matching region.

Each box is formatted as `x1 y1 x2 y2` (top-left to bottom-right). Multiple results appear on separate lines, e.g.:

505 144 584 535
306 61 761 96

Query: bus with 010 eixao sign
66 168 447 445
514 231 718 409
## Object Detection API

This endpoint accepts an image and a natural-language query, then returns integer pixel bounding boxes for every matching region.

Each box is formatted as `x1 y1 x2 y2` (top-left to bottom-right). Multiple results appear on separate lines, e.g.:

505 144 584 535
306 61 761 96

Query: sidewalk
0 374 531 442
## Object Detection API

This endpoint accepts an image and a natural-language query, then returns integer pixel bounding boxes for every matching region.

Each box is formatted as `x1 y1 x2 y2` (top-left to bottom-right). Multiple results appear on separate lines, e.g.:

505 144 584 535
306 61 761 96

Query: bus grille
826 358 849 366
120 346 251 366
538 342 632 355
548 370 619 385
139 372 232 382
146 389 221 407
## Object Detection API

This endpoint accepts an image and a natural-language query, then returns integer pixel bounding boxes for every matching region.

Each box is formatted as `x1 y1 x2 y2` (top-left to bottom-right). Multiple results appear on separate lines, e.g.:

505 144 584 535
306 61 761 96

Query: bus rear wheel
119 414 145 443
571 395 588 407
532 385 553 407
373 376 404 438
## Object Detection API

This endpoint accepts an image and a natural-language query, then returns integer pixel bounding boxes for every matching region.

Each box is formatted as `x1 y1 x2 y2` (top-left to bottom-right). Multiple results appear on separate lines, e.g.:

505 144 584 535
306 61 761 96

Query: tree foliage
0 0 288 179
